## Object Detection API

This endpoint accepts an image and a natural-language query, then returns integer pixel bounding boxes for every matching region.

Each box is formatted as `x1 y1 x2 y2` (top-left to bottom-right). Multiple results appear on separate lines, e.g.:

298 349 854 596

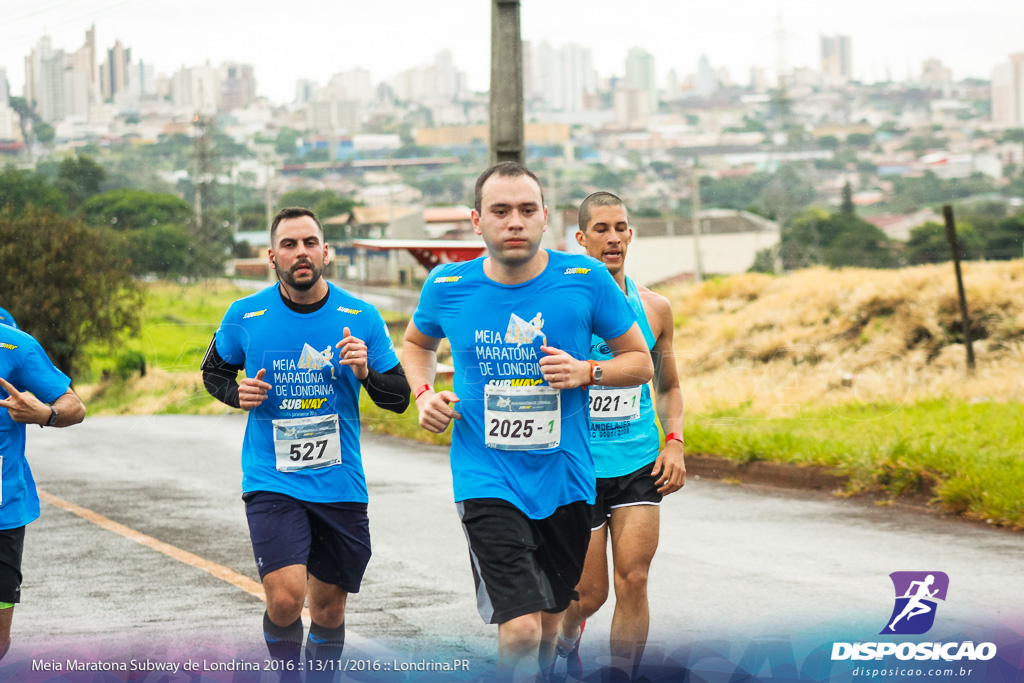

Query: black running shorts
589 460 663 530
457 498 590 625
0 526 26 604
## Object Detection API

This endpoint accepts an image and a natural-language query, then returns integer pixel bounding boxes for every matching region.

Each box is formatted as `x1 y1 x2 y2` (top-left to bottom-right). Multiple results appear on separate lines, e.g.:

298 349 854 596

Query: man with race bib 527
202 207 409 677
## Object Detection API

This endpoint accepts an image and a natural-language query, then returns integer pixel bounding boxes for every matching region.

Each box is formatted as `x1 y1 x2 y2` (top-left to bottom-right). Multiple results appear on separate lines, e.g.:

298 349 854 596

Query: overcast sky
2 0 1022 104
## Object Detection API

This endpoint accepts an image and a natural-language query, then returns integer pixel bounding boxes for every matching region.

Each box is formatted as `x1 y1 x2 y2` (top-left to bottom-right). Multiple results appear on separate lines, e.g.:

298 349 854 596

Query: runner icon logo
881 571 949 635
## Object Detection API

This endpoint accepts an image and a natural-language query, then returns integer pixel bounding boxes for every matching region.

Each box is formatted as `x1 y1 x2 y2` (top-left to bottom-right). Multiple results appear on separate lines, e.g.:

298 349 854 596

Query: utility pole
690 163 704 283
943 204 975 373
489 0 524 165
192 113 216 235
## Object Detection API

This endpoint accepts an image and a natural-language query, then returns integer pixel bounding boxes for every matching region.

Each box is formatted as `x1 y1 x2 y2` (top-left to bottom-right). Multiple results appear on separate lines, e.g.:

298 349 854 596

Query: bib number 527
289 440 329 462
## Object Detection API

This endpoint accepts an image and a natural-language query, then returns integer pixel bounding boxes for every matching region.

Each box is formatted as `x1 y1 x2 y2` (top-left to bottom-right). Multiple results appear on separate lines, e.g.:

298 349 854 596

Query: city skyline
2 0 1023 105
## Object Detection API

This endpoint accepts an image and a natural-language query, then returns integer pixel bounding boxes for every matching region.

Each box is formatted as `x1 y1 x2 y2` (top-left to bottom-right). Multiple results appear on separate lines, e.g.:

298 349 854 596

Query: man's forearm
655 386 684 436
402 343 439 391
595 349 654 388
50 389 85 427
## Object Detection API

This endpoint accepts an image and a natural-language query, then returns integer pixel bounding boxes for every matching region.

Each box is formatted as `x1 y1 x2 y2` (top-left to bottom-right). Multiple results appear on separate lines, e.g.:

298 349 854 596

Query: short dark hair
270 206 324 246
474 161 545 213
578 191 627 231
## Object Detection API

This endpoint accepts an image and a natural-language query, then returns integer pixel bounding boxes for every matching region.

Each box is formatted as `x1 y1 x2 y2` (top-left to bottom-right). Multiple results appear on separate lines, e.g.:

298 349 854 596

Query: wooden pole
942 204 975 373
489 0 524 166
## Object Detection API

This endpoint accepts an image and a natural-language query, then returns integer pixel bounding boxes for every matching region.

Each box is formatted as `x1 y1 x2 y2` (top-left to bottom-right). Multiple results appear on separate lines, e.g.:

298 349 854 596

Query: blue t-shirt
0 307 18 329
412 251 637 519
214 283 400 503
0 326 71 530
589 277 661 477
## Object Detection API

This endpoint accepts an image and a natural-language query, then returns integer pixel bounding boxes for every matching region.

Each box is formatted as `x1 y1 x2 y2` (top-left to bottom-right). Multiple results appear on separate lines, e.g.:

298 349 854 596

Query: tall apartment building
992 54 1024 127
172 62 218 113
100 40 130 100
219 62 257 110
391 51 466 103
625 47 657 111
525 41 596 113
695 54 719 97
820 34 852 82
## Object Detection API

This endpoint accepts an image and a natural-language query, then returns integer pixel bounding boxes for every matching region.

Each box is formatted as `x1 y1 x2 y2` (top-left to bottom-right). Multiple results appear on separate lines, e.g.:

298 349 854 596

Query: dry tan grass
661 261 1024 417
79 368 232 416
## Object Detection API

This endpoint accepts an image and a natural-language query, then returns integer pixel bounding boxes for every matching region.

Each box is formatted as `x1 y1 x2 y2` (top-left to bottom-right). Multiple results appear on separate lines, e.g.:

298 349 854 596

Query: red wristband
666 432 684 443
413 384 433 400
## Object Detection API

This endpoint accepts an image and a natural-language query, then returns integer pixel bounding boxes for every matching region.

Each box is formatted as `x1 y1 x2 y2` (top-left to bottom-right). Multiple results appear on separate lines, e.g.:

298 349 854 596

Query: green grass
687 398 1024 528
83 281 253 382
84 280 1024 529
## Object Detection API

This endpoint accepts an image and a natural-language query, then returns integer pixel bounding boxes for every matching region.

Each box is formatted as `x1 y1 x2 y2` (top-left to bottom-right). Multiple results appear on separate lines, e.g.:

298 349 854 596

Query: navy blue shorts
243 491 371 593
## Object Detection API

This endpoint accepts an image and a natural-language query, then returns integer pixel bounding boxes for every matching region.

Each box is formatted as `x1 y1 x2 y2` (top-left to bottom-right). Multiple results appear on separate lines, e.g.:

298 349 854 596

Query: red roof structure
351 239 487 270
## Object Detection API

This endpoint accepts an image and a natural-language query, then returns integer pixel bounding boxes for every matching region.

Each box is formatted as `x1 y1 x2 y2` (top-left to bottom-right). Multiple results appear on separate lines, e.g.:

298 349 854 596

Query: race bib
483 385 560 451
273 414 342 472
589 386 642 422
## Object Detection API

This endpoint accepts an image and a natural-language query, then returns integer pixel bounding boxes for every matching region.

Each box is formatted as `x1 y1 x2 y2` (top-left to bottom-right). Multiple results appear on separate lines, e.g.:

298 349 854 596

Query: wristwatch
587 360 603 385
45 405 59 427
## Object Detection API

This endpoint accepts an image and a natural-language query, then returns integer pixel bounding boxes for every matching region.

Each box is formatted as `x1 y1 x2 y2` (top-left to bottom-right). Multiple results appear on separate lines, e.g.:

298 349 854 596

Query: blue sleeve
591 266 637 341
412 268 445 339
367 308 401 373
11 336 71 403
0 308 16 330
214 305 246 366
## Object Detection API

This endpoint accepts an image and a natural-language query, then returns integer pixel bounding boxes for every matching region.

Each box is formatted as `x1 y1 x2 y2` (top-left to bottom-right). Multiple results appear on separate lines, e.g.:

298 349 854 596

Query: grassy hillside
659 262 1024 528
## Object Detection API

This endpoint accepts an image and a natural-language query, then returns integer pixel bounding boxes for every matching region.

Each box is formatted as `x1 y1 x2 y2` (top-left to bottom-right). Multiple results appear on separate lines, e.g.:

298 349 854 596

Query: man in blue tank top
404 163 654 678
556 192 686 678
202 207 410 678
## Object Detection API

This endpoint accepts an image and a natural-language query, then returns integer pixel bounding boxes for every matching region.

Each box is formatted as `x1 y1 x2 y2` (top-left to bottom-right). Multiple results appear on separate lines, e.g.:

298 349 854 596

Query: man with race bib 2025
402 163 654 678
1 325 85 661
202 207 409 677
555 191 685 679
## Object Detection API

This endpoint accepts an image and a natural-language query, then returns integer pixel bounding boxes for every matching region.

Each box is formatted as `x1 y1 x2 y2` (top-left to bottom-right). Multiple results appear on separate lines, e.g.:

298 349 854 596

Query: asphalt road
3 416 1022 679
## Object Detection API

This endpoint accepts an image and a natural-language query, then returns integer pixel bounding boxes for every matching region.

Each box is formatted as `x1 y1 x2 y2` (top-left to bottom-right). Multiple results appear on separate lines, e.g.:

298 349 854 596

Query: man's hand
539 346 590 389
0 377 51 425
651 439 686 495
238 368 271 410
415 389 462 433
336 326 369 381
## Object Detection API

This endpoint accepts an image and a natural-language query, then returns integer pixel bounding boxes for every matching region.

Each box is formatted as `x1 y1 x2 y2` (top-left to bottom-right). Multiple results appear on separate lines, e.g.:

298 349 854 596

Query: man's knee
575 582 609 618
309 598 345 629
500 613 542 646
614 564 650 597
266 582 306 621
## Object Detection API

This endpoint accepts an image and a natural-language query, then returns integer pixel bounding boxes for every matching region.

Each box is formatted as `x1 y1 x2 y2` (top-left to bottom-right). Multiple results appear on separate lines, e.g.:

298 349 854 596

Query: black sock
305 621 346 676
263 611 303 664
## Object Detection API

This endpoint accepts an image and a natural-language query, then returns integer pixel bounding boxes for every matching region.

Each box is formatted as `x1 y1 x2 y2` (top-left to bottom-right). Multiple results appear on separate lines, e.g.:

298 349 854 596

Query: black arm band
201 336 243 409
360 363 410 414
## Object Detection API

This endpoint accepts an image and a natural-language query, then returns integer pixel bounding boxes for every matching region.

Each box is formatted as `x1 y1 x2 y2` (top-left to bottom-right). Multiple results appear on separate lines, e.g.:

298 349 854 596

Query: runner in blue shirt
403 163 654 678
0 325 85 661
556 192 686 679
201 207 409 678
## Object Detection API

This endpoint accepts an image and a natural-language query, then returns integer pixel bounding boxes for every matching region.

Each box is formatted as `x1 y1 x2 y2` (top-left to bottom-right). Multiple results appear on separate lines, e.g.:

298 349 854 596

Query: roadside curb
686 453 848 492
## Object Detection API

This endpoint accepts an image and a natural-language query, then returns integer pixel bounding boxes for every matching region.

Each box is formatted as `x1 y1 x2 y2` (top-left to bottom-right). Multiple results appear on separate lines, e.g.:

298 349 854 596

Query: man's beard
279 260 323 291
